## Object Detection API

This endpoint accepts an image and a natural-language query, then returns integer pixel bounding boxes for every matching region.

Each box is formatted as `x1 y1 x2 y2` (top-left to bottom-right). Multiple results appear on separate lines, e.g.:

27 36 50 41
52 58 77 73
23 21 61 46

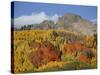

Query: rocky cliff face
57 13 96 35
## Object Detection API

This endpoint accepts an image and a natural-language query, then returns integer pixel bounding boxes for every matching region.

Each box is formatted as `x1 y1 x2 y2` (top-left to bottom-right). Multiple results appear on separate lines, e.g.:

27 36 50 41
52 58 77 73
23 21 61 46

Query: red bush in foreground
29 42 62 68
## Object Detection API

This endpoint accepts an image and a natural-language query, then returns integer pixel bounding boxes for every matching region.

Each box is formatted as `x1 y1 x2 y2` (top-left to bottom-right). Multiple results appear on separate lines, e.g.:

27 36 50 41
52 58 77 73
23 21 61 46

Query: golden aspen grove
12 29 97 73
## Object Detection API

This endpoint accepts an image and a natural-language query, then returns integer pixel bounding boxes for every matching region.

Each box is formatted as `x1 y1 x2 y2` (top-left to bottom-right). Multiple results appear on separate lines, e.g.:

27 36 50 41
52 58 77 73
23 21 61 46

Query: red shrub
29 42 62 68
79 55 90 63
63 42 89 55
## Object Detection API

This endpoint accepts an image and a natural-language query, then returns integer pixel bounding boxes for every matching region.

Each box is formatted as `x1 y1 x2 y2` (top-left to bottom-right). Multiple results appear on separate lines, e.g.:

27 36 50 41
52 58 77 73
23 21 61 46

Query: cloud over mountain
14 12 60 28
90 18 97 24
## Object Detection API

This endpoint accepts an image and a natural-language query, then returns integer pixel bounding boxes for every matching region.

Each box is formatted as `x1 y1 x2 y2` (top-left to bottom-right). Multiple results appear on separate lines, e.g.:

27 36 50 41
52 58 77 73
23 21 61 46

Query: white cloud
48 14 59 23
90 18 97 24
14 12 60 28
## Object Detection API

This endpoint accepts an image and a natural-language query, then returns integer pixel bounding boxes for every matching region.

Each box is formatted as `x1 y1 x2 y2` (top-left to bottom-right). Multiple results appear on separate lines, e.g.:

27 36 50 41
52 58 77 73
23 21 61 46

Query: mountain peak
41 20 54 24
59 13 82 23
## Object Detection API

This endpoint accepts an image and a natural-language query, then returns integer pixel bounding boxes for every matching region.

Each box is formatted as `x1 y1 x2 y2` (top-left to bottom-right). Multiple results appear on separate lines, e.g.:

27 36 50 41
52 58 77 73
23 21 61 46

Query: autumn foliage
29 42 62 68
12 30 97 73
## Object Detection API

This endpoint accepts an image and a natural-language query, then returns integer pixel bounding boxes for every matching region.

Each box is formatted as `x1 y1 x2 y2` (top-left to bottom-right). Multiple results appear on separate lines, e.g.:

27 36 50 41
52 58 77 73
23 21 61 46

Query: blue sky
11 1 97 27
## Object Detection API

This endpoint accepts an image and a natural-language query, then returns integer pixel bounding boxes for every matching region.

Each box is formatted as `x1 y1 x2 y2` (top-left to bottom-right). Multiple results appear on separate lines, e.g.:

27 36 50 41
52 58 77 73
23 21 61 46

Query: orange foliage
29 50 43 68
63 42 89 55
43 47 62 63
29 42 62 68
79 55 90 63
